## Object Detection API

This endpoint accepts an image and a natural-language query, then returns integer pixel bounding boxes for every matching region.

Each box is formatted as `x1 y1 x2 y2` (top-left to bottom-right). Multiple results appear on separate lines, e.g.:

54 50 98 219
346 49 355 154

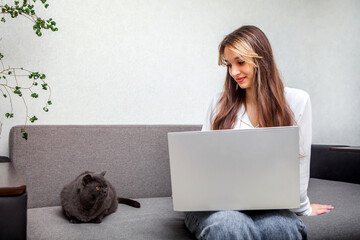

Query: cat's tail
118 197 141 208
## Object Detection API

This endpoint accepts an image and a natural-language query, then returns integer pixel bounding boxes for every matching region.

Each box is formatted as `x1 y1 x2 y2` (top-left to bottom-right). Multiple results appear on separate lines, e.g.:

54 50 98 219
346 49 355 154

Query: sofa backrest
9 125 201 208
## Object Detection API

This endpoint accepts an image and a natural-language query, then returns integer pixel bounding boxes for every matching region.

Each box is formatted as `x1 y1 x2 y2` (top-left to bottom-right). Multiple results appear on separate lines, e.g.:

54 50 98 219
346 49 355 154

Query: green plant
0 0 57 139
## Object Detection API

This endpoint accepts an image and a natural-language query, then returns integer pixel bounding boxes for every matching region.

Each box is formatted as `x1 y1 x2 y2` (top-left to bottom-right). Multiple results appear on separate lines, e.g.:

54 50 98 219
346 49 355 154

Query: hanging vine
0 0 57 139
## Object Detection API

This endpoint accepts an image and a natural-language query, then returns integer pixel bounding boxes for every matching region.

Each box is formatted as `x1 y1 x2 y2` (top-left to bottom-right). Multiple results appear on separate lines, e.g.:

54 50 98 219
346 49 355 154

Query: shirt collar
237 105 259 129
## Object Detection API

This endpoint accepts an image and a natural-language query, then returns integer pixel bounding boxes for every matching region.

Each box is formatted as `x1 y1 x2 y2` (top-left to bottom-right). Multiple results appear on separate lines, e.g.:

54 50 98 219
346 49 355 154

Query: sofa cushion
28 179 360 240
27 197 194 240
300 178 360 240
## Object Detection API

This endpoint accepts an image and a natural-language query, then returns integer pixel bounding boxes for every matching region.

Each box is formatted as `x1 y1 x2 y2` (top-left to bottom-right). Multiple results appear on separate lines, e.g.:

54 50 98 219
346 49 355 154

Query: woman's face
223 46 255 91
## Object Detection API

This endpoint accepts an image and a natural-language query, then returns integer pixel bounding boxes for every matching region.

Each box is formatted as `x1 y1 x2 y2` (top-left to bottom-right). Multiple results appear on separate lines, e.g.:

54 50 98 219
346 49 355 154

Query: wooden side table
0 162 26 196
0 161 27 240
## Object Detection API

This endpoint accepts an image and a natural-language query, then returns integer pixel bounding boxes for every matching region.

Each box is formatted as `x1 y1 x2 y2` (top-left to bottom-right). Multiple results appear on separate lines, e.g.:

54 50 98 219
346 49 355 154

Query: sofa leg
0 192 27 240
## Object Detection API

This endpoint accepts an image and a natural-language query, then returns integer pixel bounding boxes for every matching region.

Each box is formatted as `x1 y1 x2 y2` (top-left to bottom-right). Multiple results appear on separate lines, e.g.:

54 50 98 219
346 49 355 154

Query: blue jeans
184 210 307 240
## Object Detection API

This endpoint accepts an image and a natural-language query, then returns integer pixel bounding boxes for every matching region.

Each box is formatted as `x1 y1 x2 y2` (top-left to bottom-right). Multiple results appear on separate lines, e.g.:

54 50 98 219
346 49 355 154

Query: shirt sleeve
201 94 220 131
291 96 312 216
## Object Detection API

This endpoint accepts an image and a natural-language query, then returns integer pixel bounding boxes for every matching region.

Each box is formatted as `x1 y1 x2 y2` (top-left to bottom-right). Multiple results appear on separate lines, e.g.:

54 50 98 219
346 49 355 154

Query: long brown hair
212 25 294 130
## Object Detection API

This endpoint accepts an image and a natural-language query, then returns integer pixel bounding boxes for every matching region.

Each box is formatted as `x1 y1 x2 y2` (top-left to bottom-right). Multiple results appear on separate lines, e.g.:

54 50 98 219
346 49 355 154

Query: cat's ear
100 171 106 176
83 174 93 184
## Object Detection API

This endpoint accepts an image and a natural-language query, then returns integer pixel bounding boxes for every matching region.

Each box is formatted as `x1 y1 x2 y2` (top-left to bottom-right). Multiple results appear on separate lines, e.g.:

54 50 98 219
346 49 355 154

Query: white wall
1 0 359 156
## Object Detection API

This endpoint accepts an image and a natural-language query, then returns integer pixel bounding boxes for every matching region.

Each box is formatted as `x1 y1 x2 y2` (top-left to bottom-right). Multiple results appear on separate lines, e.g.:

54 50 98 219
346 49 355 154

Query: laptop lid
168 126 300 211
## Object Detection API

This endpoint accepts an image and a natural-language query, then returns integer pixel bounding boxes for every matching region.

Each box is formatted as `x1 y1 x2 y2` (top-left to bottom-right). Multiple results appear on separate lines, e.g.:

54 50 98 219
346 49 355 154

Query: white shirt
202 87 312 216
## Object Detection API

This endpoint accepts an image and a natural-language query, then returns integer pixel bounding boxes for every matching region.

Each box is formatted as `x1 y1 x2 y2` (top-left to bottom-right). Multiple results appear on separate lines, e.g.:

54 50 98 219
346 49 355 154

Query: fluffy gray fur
60 171 140 223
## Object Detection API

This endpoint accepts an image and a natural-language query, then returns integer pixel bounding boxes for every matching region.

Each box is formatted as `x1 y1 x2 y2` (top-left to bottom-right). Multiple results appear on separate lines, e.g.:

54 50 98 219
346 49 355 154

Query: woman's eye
226 64 231 68
238 61 245 65
96 186 101 190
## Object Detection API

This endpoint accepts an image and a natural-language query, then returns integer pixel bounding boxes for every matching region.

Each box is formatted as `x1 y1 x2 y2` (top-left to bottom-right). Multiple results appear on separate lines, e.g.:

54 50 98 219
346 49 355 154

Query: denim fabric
184 210 307 240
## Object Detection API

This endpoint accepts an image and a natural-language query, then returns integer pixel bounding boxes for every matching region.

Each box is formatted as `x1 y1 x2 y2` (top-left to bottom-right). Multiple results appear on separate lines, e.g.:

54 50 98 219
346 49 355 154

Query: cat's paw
91 218 103 223
70 218 80 224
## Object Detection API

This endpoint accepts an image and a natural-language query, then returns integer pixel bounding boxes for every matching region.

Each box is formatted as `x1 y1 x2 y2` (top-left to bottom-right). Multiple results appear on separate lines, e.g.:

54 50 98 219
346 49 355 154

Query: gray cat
60 171 140 223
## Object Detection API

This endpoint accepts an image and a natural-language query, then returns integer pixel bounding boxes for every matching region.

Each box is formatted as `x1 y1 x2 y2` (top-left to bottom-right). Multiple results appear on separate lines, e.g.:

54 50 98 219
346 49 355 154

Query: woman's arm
292 95 312 216
293 95 334 216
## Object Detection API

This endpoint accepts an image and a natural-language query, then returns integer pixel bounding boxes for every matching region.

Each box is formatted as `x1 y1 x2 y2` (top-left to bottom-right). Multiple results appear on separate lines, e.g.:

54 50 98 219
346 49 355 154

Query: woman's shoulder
208 91 223 108
202 92 224 131
284 87 310 103
284 87 310 107
284 87 310 119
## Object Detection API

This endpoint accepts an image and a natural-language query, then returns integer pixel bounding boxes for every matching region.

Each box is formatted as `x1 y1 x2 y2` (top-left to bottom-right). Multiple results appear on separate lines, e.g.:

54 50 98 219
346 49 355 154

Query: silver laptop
168 126 300 211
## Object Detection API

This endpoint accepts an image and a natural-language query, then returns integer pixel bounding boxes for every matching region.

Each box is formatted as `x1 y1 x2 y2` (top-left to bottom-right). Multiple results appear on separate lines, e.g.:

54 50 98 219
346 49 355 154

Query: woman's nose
230 66 240 77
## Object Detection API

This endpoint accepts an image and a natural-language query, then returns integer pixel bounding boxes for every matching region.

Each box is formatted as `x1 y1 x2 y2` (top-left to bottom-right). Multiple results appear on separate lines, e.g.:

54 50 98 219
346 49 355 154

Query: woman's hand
310 204 334 216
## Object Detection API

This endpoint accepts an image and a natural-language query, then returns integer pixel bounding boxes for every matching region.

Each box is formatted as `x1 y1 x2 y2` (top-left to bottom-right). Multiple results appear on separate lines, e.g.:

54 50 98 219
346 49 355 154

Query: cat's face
81 172 109 201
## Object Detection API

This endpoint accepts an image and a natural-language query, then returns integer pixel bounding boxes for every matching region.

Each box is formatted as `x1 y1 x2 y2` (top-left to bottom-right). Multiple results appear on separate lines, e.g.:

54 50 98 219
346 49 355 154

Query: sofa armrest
0 161 26 195
310 144 360 184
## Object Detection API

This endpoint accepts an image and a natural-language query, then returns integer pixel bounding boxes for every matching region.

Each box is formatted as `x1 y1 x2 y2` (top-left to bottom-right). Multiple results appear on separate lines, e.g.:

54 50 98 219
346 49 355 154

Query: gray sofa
1 125 360 240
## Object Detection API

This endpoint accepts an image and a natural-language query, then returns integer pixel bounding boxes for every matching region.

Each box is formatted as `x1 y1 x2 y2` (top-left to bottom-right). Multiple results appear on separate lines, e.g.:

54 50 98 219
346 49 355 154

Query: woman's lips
236 77 246 83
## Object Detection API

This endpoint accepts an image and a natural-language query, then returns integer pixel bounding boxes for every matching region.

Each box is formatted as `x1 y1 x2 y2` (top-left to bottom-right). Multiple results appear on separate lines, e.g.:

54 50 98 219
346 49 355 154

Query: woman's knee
185 211 261 240
250 210 307 240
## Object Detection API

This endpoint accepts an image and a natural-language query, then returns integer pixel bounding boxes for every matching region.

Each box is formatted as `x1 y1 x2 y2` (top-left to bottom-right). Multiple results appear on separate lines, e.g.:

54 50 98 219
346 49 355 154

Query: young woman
184 25 334 240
